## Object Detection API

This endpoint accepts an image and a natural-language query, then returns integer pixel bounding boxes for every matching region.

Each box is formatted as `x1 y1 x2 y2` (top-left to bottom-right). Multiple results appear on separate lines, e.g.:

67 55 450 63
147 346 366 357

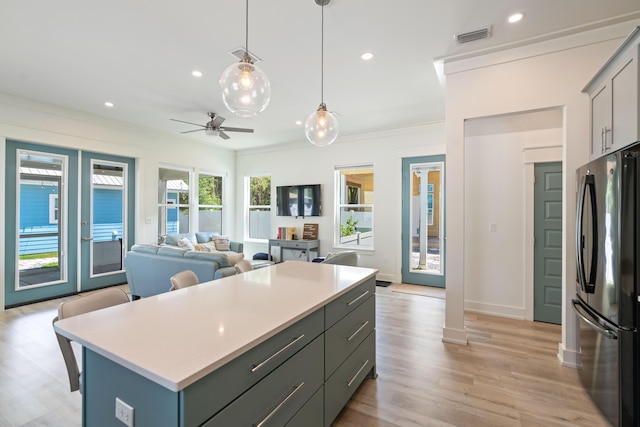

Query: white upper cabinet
584 28 640 160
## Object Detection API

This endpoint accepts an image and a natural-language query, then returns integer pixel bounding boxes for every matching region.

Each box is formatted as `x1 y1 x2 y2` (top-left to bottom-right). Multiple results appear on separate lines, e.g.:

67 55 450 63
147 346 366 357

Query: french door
401 155 446 287
5 141 134 307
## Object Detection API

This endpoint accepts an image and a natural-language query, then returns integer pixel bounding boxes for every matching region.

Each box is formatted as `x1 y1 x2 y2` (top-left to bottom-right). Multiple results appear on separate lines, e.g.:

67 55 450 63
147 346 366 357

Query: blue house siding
19 184 124 255
19 184 59 255
167 192 179 234
93 189 123 242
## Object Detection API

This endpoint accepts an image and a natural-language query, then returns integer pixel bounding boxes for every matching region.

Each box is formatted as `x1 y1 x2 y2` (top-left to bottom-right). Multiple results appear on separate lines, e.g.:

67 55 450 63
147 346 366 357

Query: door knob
81 236 93 241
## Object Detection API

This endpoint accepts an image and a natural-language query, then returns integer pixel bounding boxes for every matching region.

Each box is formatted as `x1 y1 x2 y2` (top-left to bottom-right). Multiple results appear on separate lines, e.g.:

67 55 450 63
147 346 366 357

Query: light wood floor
0 284 609 426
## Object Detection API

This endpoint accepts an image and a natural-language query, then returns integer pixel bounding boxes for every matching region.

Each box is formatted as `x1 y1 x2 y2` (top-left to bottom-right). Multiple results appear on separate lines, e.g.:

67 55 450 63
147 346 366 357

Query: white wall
0 94 236 309
464 115 562 318
442 21 640 359
235 124 446 283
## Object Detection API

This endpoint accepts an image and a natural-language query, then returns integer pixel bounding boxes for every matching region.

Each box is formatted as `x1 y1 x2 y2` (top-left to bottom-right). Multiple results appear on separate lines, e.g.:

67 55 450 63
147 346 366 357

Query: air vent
455 26 492 44
228 48 262 63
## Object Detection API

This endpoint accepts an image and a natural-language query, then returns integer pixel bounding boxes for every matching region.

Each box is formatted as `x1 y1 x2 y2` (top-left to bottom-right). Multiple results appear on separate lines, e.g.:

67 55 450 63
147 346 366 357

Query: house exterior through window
334 165 374 249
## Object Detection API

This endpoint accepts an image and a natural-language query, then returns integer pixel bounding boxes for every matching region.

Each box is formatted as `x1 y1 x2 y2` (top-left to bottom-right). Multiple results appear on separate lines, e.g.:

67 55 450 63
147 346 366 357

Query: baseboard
375 273 396 283
442 325 468 345
464 300 525 320
558 343 581 368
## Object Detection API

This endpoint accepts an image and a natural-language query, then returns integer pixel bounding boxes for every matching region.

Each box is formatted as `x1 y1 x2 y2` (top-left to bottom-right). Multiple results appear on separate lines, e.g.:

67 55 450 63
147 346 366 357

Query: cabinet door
590 82 610 159
611 53 638 150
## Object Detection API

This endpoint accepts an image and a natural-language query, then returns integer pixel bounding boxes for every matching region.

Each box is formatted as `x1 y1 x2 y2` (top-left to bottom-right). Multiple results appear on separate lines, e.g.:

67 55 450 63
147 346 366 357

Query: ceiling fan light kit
219 0 271 117
305 0 338 147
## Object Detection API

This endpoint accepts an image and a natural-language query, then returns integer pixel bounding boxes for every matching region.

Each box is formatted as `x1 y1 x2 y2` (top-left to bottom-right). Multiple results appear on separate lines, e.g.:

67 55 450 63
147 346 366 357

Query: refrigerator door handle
575 175 587 291
585 175 598 293
575 174 598 294
572 298 617 340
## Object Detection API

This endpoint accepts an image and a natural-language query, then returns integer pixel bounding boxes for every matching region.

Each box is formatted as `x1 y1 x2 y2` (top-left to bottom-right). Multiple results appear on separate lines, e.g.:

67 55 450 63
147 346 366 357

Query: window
335 165 374 249
158 167 226 239
158 167 191 238
245 175 271 240
198 172 223 235
49 194 59 224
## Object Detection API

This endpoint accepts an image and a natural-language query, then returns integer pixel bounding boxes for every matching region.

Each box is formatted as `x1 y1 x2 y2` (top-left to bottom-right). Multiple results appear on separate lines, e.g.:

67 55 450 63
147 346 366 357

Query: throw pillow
177 237 195 251
212 236 230 251
195 243 216 252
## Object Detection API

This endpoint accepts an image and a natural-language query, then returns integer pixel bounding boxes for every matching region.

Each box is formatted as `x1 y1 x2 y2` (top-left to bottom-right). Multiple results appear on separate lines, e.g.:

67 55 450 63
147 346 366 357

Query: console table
53 262 377 427
268 238 319 262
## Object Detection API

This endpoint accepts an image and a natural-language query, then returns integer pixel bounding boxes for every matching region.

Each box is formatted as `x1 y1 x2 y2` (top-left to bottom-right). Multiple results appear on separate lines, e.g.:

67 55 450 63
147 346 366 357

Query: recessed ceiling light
104 102 114 108
192 70 203 77
361 52 374 61
508 12 525 23
295 120 302 125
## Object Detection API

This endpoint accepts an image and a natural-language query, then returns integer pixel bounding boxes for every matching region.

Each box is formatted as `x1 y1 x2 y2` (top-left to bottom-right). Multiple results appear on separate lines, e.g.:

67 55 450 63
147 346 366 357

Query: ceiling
2 1 640 150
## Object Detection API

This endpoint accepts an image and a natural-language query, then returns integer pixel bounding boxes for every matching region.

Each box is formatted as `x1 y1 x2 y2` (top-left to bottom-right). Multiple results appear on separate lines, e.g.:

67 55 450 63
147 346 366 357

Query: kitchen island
54 261 378 427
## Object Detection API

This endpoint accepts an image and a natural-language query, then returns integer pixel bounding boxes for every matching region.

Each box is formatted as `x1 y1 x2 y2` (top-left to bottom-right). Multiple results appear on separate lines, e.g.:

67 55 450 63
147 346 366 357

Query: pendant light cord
320 2 325 104
245 0 249 54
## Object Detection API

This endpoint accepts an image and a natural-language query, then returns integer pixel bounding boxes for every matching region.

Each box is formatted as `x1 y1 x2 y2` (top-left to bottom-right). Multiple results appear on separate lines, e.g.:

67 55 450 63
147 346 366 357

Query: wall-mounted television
276 184 321 217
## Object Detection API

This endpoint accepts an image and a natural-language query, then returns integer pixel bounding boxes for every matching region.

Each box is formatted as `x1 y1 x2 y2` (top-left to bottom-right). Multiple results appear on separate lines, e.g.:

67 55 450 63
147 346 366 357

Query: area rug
391 283 445 299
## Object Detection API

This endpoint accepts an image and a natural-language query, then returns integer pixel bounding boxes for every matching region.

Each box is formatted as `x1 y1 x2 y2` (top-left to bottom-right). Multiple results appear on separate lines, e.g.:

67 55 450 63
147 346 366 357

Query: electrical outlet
115 397 134 427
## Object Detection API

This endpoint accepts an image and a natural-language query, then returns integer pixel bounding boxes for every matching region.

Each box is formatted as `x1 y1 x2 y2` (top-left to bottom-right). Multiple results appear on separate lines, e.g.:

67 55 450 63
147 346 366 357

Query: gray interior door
534 162 563 324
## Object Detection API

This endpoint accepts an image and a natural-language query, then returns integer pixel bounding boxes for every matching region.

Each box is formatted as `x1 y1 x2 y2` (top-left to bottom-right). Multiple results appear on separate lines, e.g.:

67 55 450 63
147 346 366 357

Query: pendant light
305 0 339 147
219 0 271 117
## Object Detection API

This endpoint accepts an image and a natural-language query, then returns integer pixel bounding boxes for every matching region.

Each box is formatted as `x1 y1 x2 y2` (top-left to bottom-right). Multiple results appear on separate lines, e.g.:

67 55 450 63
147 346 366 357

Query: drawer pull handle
254 381 305 427
347 321 370 342
251 334 305 373
347 290 370 306
347 360 369 387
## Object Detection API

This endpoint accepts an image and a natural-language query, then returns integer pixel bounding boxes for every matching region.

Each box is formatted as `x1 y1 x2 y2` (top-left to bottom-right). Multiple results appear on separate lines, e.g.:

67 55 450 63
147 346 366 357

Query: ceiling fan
170 112 254 140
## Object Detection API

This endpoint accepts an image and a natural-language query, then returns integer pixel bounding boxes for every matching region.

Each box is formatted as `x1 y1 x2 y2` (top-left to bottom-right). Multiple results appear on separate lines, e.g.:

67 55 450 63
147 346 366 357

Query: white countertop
54 261 378 391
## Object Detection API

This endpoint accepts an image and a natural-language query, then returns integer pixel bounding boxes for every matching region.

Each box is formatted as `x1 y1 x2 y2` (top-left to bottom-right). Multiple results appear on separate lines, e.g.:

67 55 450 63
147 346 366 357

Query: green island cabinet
54 261 378 426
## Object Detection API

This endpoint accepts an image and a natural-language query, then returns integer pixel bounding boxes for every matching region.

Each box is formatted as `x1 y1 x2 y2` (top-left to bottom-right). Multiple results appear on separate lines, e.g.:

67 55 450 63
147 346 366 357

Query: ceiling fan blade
219 131 231 140
209 114 225 128
180 129 205 134
220 126 254 133
170 118 205 127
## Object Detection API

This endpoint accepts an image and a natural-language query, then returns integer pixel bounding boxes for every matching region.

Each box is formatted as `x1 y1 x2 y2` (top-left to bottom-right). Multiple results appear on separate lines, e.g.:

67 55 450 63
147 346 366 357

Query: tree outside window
198 173 223 234
246 175 271 240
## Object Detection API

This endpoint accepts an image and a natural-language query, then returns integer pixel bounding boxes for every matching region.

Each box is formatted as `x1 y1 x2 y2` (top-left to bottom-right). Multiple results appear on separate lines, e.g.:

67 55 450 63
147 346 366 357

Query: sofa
124 232 244 299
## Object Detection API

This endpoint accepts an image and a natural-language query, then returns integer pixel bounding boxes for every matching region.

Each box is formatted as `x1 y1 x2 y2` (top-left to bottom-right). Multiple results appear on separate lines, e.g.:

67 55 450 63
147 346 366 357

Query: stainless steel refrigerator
574 143 639 426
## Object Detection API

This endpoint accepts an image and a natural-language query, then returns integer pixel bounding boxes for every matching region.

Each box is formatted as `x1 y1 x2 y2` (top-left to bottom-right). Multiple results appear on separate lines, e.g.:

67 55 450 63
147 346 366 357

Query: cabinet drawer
324 332 376 427
181 308 324 427
325 295 375 379
285 385 324 427
203 335 324 427
325 277 375 329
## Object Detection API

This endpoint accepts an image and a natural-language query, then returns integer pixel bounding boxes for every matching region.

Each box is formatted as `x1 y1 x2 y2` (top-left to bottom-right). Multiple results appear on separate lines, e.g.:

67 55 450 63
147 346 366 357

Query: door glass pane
410 162 444 275
18 152 66 287
91 161 125 275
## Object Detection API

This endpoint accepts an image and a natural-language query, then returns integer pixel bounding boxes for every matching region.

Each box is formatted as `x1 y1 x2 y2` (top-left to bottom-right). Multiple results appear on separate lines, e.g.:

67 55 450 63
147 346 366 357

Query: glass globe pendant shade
219 55 271 118
304 103 339 147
